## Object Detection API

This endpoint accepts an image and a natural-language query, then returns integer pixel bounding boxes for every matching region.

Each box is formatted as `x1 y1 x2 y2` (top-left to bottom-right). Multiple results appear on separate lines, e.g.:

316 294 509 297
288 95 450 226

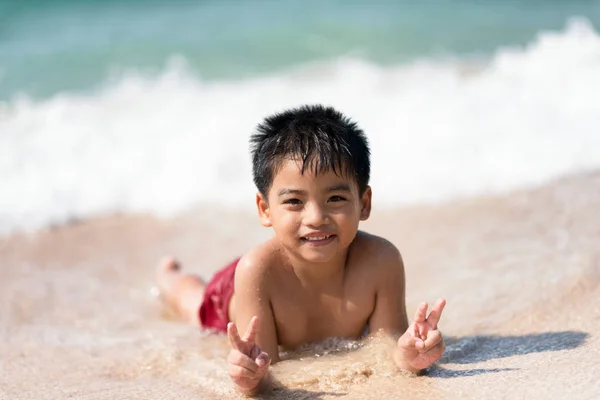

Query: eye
283 198 302 205
329 195 347 202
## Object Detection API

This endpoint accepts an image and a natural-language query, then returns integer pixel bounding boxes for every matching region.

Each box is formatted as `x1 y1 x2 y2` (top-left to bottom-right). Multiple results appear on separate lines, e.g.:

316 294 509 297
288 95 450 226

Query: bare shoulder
234 238 280 290
351 231 403 265
349 231 404 278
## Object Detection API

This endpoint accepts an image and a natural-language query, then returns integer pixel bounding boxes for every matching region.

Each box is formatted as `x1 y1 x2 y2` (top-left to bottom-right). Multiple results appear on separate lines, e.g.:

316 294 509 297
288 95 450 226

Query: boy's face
256 158 371 264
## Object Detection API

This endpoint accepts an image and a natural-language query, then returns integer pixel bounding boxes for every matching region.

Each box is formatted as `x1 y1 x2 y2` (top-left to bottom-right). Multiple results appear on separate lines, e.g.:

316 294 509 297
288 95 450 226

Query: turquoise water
2 0 600 234
1 0 600 100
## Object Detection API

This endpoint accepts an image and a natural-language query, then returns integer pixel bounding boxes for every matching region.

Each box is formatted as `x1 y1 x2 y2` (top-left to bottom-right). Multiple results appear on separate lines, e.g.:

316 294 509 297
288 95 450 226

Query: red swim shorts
198 258 239 332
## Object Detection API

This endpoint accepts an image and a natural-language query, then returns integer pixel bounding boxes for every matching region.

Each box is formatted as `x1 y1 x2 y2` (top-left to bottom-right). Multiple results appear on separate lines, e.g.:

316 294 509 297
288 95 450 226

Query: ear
256 192 272 227
359 186 372 221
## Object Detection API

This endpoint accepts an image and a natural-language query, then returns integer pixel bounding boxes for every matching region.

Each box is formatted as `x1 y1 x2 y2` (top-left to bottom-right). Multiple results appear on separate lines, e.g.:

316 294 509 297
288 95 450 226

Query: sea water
1 0 600 233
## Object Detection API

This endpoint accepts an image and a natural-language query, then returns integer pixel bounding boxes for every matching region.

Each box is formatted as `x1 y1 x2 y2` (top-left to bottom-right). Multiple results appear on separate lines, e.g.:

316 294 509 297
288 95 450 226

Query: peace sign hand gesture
397 298 446 371
227 316 271 393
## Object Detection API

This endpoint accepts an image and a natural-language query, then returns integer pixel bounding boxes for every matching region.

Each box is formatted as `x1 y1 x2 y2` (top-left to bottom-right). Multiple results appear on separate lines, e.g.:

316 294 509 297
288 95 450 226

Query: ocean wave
1 18 599 234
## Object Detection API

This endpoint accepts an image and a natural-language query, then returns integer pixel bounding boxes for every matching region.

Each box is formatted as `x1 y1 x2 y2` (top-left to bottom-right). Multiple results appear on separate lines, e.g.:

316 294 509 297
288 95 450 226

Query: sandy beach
1 170 599 399
3 2 600 398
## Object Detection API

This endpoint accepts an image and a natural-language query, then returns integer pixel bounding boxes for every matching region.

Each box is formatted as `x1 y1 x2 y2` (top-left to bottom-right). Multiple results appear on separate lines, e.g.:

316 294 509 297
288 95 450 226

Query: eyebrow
277 184 352 197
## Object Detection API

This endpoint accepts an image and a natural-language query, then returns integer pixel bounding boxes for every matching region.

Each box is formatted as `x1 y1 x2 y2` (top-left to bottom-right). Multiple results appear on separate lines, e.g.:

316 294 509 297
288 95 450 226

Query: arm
367 244 446 374
227 257 279 395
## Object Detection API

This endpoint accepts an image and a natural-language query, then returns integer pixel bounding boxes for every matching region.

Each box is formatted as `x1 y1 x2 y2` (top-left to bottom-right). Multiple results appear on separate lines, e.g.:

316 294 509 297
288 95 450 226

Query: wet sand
1 171 599 399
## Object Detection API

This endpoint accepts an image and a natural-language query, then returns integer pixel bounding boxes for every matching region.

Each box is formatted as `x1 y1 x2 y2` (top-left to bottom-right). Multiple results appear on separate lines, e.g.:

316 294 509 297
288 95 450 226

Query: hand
397 298 446 371
227 316 271 393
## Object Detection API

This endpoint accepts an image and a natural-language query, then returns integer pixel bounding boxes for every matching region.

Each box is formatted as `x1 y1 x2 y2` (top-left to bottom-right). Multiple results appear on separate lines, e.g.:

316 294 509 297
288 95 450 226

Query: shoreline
1 170 599 399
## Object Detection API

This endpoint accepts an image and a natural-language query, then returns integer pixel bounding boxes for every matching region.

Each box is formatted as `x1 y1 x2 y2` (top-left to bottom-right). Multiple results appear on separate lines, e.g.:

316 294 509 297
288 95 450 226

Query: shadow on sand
426 330 589 378
426 366 519 378
440 330 589 364
258 387 346 400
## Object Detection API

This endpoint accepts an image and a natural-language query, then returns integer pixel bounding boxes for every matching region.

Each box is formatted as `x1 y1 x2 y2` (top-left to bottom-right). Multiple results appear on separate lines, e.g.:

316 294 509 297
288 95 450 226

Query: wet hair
250 104 370 197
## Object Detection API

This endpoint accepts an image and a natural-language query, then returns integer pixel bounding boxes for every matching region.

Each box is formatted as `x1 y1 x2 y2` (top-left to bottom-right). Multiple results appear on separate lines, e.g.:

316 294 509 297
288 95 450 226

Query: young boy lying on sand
157 104 446 395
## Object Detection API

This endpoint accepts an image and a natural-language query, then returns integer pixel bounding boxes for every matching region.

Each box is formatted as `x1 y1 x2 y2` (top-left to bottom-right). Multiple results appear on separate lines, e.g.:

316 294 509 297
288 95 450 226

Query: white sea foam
1 18 599 234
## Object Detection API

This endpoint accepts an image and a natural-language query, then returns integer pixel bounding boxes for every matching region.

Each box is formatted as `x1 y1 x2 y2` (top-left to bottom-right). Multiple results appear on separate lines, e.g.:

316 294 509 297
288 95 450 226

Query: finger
227 350 258 373
426 298 446 329
227 322 245 350
243 316 259 342
228 364 261 381
398 333 425 351
412 323 420 338
413 302 429 339
255 351 271 368
413 302 428 323
420 330 443 353
422 338 445 360
424 339 445 357
418 324 428 341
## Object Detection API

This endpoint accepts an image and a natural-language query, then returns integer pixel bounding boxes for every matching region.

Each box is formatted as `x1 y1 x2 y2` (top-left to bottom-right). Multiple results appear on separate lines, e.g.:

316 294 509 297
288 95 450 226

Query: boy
157 105 446 395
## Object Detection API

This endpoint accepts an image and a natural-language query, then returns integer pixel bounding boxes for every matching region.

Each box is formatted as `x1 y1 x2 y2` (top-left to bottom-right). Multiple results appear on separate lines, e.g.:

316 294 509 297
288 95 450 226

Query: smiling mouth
301 234 335 242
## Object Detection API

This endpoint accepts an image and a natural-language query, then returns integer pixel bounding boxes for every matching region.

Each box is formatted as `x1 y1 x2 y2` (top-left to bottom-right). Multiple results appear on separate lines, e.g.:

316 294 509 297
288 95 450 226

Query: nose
303 202 329 227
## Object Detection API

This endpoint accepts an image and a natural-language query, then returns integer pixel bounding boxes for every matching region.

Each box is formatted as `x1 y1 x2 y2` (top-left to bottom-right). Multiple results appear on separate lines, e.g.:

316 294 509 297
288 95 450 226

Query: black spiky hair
250 104 370 197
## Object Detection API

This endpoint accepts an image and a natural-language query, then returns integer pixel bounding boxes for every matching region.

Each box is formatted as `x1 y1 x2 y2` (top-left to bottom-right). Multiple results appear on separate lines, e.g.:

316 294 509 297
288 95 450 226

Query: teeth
305 235 331 241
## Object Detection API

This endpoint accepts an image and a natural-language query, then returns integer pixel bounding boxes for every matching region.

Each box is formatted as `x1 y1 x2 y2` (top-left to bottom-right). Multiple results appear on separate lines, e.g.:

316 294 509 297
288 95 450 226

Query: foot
156 256 182 294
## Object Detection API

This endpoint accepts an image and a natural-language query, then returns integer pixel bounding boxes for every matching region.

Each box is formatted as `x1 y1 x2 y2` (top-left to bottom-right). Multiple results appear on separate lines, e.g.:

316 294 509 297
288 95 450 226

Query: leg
156 257 206 326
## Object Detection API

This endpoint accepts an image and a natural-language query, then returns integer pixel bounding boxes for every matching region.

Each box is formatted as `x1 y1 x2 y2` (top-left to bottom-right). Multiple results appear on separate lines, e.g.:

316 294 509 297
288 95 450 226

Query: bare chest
271 285 374 350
